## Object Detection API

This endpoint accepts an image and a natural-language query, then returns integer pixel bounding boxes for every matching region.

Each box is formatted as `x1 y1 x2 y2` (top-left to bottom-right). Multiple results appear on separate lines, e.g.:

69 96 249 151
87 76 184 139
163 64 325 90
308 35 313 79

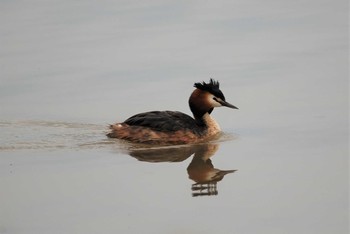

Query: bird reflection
126 142 236 197
186 144 236 197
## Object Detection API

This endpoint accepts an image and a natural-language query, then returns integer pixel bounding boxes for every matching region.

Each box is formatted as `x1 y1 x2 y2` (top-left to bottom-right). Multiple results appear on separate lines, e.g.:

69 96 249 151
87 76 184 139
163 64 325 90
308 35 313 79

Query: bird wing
124 111 200 132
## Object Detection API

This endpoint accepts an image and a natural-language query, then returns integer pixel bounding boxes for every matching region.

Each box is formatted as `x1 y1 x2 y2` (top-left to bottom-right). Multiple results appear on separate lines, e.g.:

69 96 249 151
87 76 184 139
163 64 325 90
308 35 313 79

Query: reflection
127 144 195 163
187 144 236 197
126 142 236 197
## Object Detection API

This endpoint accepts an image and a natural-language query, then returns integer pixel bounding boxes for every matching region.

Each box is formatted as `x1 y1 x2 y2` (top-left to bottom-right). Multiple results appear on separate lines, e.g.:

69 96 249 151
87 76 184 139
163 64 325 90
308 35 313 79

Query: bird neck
200 113 221 134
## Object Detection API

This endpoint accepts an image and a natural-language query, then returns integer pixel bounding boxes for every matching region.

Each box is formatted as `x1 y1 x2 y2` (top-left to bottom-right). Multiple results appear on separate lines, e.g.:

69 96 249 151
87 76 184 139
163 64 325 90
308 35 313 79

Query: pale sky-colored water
0 1 348 234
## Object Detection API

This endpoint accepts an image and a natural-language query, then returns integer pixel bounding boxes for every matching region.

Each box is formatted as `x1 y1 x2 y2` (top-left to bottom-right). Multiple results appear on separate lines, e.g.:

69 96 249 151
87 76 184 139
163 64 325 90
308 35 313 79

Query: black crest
194 78 225 100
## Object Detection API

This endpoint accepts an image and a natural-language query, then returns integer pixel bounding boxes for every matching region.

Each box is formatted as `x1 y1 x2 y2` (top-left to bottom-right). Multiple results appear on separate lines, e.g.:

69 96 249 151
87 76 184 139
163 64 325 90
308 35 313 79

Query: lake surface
0 1 348 233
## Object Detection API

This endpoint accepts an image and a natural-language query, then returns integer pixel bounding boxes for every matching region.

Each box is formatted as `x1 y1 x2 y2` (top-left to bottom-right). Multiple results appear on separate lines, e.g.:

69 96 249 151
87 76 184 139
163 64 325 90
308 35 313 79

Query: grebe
107 79 238 144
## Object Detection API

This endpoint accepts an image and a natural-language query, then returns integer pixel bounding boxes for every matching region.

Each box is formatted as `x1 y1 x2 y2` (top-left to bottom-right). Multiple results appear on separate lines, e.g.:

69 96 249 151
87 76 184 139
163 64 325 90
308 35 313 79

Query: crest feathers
193 78 225 100
194 78 220 90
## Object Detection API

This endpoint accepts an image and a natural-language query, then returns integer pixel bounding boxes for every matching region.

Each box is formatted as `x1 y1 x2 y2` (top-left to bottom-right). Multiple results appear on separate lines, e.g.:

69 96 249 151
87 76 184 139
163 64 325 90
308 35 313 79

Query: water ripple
0 120 107 151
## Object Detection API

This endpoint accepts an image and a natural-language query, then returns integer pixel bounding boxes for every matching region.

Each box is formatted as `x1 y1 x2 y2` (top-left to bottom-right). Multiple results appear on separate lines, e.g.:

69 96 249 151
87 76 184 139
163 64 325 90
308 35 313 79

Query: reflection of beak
219 99 239 109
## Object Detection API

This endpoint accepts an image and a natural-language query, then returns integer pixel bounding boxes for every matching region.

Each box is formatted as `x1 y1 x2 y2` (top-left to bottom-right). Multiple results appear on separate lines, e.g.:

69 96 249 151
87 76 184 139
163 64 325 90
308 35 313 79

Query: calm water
0 1 348 233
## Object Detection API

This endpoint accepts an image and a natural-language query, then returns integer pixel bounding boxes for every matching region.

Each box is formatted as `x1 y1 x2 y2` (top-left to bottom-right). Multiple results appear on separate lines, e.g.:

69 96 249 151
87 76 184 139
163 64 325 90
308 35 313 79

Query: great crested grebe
107 79 238 144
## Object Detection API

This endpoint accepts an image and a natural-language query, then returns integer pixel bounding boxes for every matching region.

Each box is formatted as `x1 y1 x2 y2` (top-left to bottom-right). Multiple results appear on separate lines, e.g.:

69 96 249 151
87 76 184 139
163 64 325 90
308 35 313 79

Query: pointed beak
219 100 239 109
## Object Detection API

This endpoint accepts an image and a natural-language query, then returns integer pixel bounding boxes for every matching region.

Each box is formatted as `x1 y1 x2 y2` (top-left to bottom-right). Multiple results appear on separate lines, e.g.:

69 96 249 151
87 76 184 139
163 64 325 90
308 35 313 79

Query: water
0 1 348 233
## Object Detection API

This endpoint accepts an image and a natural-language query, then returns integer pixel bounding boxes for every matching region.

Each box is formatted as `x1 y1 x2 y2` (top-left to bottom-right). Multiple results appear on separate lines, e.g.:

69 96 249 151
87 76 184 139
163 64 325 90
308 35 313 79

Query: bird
107 79 238 144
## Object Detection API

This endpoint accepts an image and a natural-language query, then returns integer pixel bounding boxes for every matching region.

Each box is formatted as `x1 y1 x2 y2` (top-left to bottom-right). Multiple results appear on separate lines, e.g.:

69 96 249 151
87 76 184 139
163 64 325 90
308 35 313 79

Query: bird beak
219 100 239 109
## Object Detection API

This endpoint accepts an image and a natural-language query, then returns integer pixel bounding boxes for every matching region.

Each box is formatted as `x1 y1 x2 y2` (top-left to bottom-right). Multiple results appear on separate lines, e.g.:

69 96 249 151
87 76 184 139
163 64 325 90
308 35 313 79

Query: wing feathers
124 111 199 132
